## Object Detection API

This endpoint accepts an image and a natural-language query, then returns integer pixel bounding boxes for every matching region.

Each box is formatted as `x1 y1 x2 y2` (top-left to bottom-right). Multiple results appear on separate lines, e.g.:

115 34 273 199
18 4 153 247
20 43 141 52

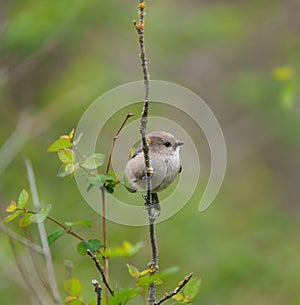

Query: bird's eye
164 141 172 147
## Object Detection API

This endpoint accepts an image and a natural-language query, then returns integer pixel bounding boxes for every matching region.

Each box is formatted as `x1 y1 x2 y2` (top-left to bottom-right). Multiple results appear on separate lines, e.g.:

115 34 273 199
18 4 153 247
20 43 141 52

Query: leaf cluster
47 129 120 194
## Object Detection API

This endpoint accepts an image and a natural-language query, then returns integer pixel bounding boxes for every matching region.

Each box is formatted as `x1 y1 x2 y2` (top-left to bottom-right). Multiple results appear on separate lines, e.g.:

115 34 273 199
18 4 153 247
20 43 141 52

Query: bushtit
124 131 183 210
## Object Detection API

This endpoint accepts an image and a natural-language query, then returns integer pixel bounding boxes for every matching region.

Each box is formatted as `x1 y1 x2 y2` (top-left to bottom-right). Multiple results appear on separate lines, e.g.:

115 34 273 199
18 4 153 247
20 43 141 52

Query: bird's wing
129 153 146 181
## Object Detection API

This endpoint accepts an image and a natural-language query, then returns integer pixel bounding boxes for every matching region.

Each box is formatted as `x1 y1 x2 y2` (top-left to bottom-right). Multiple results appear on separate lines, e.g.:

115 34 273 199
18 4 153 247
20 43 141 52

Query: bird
123 131 183 210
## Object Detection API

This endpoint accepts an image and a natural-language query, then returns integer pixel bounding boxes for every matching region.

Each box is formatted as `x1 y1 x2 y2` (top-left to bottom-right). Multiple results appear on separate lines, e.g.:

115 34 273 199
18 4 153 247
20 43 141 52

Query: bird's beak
174 141 184 148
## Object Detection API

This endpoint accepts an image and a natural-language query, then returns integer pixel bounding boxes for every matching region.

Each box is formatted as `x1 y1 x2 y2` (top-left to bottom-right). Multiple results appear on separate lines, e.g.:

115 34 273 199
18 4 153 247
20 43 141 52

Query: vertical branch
134 2 158 305
25 159 61 305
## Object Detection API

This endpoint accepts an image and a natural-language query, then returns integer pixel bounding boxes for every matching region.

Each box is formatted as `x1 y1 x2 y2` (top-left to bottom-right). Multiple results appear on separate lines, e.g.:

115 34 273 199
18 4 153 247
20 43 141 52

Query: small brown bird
123 131 183 210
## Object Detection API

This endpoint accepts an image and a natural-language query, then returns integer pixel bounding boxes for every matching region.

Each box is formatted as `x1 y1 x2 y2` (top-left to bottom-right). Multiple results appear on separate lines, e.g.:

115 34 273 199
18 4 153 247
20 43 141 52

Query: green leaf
87 239 101 253
65 297 84 305
47 138 72 152
109 288 140 305
65 220 92 228
19 213 33 227
29 204 51 223
58 148 75 164
183 277 201 300
5 200 17 212
47 228 66 245
137 267 179 289
81 153 105 170
102 241 143 258
127 264 140 279
87 175 106 190
68 299 84 305
105 171 117 182
69 300 84 305
17 189 29 209
137 273 163 289
77 241 88 256
57 163 75 177
104 183 115 194
64 277 82 297
77 239 101 255
2 210 22 223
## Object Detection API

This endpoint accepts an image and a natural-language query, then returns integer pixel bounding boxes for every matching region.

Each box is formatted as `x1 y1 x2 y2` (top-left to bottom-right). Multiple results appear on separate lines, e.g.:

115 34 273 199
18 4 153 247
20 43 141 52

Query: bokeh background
1 1 300 304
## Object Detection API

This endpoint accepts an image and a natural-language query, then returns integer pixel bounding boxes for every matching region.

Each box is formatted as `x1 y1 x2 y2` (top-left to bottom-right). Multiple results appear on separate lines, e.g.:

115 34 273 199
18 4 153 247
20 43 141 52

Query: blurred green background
0 0 300 304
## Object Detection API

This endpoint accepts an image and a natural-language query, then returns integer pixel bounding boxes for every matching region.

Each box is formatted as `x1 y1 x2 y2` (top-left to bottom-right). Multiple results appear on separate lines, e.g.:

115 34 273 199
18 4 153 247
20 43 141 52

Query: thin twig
106 113 134 174
134 2 158 305
25 159 61 305
86 249 114 296
155 273 193 305
92 279 102 305
101 113 133 302
21 209 85 241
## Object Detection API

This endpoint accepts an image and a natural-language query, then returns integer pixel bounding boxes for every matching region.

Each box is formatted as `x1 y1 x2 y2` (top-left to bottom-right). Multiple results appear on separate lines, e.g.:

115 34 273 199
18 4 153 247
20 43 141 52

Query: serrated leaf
127 264 140 279
17 189 29 209
64 277 82 297
2 210 22 223
109 288 140 305
65 220 92 228
47 138 72 152
47 228 66 245
58 148 75 164
81 153 105 170
19 213 33 227
5 200 17 212
183 277 201 300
